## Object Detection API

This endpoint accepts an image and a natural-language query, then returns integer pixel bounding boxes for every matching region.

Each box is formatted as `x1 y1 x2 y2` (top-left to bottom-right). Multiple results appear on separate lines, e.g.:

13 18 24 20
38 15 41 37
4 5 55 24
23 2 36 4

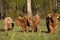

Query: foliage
0 0 60 19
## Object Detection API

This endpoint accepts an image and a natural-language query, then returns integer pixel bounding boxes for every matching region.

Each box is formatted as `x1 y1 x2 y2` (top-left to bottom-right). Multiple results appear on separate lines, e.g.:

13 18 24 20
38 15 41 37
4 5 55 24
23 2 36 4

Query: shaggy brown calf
46 13 60 33
16 16 30 32
4 17 14 31
32 14 41 32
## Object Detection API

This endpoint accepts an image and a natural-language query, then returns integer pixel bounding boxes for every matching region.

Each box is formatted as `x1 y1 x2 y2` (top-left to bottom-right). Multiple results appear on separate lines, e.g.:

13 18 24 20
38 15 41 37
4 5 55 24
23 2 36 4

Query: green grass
0 20 60 40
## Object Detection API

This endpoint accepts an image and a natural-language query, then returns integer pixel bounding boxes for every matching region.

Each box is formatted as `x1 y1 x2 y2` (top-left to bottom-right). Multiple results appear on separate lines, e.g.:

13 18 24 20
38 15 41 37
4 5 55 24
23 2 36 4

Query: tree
0 0 3 19
49 0 54 13
27 0 32 17
53 0 58 13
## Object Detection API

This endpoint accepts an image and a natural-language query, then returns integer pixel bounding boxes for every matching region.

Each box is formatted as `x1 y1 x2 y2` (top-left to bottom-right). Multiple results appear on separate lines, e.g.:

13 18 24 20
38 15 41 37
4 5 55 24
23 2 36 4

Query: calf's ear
57 14 60 18
48 14 51 18
57 16 59 18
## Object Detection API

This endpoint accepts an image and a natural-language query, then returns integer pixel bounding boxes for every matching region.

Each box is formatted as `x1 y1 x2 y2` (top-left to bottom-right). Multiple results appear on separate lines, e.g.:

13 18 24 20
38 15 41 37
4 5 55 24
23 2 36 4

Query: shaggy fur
4 17 14 31
32 14 41 32
16 16 30 32
46 13 60 33
16 14 41 32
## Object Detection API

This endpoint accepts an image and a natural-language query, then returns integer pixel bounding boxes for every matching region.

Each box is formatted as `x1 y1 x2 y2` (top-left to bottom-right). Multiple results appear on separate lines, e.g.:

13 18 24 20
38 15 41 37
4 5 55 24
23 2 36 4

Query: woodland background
0 0 60 19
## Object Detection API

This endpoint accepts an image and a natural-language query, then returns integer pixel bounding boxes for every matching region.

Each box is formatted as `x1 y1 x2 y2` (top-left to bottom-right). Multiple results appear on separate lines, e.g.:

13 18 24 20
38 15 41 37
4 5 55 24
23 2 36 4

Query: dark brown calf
46 13 60 33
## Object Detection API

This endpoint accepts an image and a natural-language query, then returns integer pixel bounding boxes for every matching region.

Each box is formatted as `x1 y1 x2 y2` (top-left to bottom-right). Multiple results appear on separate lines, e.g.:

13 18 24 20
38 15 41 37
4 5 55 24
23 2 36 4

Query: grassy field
0 20 60 40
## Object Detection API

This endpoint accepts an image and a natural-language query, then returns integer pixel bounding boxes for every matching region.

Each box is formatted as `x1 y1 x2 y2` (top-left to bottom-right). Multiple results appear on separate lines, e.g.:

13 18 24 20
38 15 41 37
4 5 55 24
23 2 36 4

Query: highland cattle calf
46 13 60 33
4 17 14 31
32 14 41 32
16 16 30 32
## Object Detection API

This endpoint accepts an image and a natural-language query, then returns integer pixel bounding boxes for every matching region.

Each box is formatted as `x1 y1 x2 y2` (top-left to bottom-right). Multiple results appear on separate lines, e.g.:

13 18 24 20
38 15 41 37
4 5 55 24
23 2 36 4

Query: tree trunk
49 0 53 13
53 0 57 13
27 0 32 17
0 0 3 19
